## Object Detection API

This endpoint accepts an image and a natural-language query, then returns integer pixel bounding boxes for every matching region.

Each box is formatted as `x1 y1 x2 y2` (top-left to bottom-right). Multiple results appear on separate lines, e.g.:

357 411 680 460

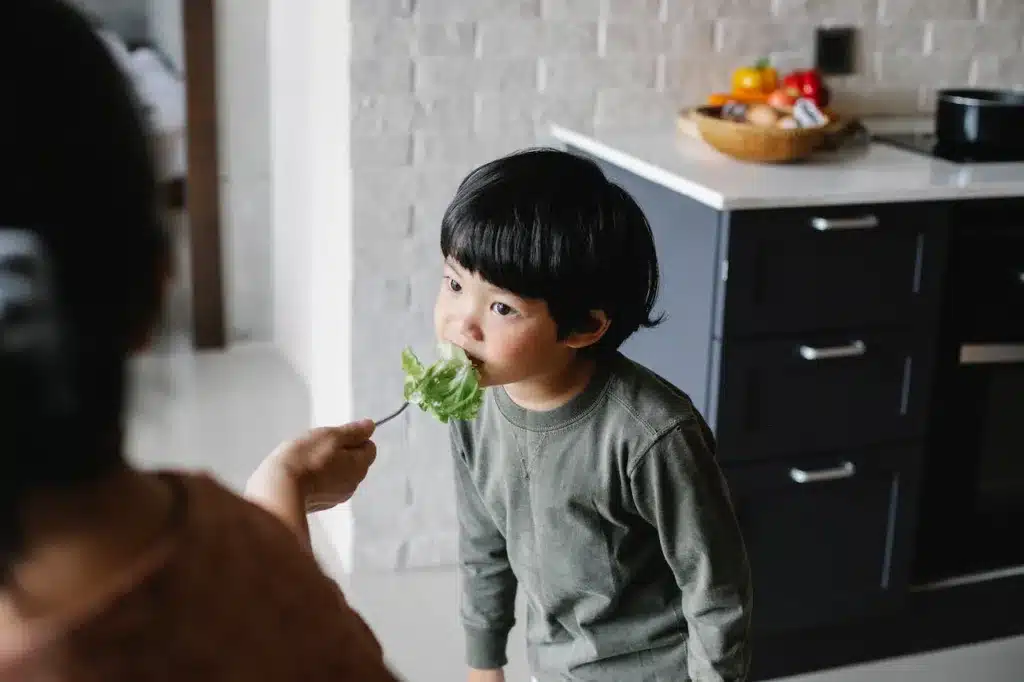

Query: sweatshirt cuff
464 626 510 669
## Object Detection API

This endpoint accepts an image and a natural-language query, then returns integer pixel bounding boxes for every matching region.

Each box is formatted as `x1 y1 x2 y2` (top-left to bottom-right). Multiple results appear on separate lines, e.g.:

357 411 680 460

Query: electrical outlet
815 26 856 76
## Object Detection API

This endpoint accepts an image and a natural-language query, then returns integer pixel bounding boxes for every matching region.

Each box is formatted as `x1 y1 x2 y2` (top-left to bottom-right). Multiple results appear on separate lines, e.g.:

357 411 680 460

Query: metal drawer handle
799 340 867 361
960 344 1024 365
790 461 856 484
811 215 879 231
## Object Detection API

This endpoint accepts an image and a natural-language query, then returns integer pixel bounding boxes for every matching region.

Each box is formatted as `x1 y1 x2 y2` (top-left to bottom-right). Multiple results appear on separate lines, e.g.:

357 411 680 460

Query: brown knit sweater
0 473 399 681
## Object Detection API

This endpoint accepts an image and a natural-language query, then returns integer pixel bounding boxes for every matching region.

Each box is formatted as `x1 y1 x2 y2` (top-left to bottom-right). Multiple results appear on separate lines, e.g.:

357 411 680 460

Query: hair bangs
437 148 663 353
441 204 579 302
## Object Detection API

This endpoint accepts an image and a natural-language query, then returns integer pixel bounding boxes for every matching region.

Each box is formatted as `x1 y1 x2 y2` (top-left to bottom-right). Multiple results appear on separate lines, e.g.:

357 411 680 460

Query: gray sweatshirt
449 352 752 681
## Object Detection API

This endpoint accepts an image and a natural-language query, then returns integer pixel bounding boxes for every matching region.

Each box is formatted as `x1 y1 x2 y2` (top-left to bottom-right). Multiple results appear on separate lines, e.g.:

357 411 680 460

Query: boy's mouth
445 337 483 369
459 346 483 369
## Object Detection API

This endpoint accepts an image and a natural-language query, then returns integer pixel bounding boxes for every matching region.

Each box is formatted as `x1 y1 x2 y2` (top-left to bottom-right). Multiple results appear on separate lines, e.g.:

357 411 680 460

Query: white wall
268 0 354 569
307 0 354 572
216 0 274 344
268 0 313 382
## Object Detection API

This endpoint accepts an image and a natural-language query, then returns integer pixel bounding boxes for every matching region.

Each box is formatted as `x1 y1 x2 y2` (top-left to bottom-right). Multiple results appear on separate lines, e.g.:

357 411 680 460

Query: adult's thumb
336 418 376 443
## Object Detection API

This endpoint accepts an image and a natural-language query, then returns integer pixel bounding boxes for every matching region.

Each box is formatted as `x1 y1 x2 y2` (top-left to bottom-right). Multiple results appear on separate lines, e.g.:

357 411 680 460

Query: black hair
0 1 168 579
439 148 663 354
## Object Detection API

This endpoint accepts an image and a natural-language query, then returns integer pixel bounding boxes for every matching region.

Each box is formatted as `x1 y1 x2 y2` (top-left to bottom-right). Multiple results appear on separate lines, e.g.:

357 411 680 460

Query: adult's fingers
327 418 376 445
350 441 378 470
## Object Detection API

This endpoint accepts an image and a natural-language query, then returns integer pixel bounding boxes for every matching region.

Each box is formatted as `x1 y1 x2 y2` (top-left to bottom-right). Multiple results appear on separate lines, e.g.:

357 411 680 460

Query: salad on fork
376 342 484 426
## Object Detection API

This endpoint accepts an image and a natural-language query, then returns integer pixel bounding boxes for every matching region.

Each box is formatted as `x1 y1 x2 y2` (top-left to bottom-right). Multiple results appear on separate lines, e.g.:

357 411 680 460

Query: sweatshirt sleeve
629 417 753 682
451 440 518 670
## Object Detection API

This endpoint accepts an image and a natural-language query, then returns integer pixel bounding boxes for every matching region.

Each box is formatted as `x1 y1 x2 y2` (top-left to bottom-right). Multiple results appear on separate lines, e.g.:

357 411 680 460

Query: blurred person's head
0 1 169 579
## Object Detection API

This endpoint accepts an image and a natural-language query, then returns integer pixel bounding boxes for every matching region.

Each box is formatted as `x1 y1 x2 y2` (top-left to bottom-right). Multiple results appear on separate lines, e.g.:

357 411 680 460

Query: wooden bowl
690 106 831 163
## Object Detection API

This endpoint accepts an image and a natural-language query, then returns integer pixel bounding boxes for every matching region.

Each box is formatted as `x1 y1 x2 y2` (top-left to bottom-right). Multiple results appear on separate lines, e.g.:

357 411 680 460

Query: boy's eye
491 302 515 316
445 276 462 293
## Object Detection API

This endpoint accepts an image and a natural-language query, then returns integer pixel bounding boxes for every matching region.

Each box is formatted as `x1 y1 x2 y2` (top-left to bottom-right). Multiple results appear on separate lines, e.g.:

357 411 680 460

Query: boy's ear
563 310 611 350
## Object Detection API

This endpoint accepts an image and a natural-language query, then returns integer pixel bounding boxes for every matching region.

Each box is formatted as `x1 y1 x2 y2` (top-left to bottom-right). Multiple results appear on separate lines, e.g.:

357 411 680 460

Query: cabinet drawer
715 331 934 461
951 225 1024 341
723 447 920 634
722 204 946 337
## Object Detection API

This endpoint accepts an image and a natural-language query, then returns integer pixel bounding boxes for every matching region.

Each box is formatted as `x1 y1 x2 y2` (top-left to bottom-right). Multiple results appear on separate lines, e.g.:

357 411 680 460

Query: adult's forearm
244 456 312 551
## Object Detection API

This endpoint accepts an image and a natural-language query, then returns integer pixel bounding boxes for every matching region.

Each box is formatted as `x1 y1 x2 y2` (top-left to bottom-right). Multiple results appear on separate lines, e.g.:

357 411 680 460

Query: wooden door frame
182 0 225 349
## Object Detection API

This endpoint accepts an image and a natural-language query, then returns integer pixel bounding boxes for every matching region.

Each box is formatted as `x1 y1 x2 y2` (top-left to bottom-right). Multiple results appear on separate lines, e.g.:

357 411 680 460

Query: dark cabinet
722 204 946 338
950 225 1024 342
724 447 920 634
715 331 935 461
709 205 941 633
581 150 1024 680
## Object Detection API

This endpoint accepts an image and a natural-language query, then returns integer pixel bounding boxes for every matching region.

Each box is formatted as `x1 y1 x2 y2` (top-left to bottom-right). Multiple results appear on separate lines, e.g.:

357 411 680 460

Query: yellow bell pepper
731 58 778 96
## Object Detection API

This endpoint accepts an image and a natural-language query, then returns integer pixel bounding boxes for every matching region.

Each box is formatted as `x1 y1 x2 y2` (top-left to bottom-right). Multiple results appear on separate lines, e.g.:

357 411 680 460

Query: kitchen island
551 122 1024 209
550 122 1024 681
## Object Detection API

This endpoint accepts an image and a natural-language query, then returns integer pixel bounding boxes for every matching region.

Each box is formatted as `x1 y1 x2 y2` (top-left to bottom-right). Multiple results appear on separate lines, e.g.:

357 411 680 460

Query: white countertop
549 120 1024 210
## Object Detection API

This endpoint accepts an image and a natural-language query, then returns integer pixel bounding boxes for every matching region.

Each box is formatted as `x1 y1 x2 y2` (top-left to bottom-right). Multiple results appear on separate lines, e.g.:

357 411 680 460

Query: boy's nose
457 315 483 342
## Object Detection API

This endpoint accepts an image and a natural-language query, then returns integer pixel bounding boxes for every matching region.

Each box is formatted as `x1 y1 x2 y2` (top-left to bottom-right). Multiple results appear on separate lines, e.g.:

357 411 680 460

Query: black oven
913 223 1024 586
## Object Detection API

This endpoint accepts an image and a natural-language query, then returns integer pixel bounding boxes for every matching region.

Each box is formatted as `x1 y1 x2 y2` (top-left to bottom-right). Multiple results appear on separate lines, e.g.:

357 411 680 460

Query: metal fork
375 401 409 427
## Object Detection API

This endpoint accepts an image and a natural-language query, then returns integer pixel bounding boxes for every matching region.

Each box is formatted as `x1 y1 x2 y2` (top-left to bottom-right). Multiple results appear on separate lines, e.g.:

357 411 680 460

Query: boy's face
433 258 576 389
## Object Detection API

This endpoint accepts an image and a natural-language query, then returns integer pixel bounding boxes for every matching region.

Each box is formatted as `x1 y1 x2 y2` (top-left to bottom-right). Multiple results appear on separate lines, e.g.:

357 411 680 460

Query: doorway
84 0 226 350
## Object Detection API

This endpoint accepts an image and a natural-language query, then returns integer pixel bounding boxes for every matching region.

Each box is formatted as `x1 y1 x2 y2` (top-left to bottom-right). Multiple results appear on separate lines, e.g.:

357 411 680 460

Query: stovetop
873 132 1024 163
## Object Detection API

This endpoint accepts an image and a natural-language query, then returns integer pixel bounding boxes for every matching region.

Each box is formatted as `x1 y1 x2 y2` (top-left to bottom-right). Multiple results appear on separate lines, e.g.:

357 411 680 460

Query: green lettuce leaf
401 342 483 424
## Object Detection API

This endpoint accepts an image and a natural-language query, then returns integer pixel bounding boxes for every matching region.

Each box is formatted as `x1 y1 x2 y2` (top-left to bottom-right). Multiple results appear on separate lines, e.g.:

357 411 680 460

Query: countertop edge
693 185 1024 210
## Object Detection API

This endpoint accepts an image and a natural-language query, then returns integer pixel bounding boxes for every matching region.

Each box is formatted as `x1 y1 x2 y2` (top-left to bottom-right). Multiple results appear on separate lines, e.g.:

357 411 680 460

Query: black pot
936 88 1024 152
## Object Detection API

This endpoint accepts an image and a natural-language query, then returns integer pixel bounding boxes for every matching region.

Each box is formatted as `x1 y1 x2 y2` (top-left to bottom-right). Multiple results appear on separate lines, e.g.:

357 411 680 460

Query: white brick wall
348 0 1024 572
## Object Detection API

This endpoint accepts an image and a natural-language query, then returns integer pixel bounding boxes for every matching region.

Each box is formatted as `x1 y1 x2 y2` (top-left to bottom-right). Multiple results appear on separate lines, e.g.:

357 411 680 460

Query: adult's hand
246 420 377 547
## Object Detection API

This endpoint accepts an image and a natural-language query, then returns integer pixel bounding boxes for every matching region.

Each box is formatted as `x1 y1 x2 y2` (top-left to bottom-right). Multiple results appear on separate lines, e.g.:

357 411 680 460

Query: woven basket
691 106 830 163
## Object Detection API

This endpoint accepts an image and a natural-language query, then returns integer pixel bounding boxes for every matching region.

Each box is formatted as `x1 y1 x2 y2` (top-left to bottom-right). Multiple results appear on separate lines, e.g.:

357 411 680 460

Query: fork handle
375 401 410 426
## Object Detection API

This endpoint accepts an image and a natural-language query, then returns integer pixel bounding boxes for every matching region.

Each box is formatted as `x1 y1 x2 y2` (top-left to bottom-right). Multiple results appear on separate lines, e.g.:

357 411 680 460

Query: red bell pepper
781 71 803 97
782 69 829 107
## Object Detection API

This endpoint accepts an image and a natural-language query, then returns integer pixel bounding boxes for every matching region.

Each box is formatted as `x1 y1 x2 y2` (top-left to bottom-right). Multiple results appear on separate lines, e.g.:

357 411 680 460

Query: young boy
434 149 752 682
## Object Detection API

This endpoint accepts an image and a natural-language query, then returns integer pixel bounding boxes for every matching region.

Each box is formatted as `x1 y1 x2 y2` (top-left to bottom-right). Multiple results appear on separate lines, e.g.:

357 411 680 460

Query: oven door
958 344 1024 521
915 342 1024 585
